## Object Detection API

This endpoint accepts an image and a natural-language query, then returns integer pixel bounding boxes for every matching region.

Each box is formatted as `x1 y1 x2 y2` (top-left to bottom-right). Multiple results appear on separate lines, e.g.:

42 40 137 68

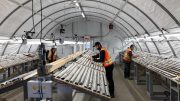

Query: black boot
110 93 115 98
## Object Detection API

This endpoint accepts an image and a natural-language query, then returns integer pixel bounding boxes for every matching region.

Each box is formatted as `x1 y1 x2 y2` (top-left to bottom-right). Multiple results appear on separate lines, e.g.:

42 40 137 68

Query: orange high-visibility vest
123 48 132 62
101 48 113 67
48 50 57 62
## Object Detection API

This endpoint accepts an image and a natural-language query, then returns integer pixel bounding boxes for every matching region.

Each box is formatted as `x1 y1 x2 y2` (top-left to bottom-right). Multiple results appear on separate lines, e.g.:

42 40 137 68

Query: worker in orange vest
48 47 57 63
92 42 115 98
123 45 137 79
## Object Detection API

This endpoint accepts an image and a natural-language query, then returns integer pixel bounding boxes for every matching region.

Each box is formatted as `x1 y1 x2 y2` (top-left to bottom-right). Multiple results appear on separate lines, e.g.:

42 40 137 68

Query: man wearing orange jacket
92 42 115 98
48 47 57 63
123 45 137 79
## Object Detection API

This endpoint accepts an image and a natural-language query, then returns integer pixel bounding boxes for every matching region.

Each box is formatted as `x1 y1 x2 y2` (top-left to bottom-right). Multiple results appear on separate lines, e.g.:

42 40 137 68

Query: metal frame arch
0 0 177 55
42 15 144 51
123 0 161 31
64 17 127 39
36 9 144 51
10 6 74 39
32 10 139 38
0 0 30 26
8 0 151 38
29 6 140 36
11 2 144 39
5 0 147 52
1 0 178 36
42 15 131 38
38 12 135 39
153 0 180 27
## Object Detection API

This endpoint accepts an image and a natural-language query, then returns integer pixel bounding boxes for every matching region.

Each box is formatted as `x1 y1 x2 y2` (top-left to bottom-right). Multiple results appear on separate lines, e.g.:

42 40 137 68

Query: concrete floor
111 66 136 101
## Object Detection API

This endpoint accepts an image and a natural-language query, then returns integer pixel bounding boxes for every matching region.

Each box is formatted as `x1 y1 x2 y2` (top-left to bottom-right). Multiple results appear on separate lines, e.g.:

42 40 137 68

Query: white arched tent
0 0 179 58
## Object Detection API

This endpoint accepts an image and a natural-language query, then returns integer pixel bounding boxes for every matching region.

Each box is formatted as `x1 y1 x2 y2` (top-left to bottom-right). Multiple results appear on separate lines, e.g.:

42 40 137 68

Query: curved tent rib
41 14 132 38
0 0 179 57
0 0 178 38
33 11 139 38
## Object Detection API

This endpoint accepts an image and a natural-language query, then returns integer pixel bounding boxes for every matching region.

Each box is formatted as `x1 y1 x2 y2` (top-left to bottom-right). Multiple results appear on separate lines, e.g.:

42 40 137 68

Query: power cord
40 0 43 42
31 0 36 35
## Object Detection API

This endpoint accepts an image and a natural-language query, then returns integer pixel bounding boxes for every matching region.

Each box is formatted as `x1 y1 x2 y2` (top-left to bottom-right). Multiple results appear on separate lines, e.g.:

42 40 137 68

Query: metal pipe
100 72 106 95
79 67 89 85
83 68 92 88
103 73 108 86
65 63 80 82
88 67 94 89
58 64 76 79
70 64 83 83
97 71 100 93
55 63 74 77
54 51 111 97
74 65 86 85
92 70 97 92
105 86 110 96
53 68 65 77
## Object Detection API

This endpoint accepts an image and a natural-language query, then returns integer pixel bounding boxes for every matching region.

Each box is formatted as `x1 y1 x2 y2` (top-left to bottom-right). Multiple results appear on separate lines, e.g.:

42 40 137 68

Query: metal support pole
151 39 161 55
3 72 6 81
134 63 138 84
22 63 25 73
146 69 153 97
161 31 177 57
23 81 28 101
178 84 180 101
170 80 179 101
37 43 46 76
1 42 9 56
144 42 151 53
8 68 10 77
17 44 23 54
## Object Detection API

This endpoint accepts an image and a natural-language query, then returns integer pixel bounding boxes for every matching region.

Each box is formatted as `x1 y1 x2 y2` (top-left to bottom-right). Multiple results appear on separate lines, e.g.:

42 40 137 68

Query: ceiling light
75 2 80 7
73 0 77 3
81 12 85 18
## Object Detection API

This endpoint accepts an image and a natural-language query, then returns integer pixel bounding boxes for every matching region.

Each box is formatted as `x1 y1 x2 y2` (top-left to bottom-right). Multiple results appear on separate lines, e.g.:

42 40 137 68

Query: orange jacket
101 48 113 67
48 49 57 62
123 48 132 62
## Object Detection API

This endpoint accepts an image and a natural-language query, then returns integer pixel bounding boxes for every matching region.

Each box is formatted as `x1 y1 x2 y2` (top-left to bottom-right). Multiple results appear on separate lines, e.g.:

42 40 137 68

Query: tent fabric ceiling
44 15 128 39
0 0 180 57
0 0 180 38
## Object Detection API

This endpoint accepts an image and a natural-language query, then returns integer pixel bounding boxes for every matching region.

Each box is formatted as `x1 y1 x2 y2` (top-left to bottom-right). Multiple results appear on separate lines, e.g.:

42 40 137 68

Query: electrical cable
32 0 36 34
38 0 44 99
40 0 43 42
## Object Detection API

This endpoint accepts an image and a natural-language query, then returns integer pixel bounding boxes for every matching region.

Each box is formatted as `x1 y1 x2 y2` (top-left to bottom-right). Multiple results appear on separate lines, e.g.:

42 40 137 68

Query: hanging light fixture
81 12 85 18
72 0 86 18
73 0 80 7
